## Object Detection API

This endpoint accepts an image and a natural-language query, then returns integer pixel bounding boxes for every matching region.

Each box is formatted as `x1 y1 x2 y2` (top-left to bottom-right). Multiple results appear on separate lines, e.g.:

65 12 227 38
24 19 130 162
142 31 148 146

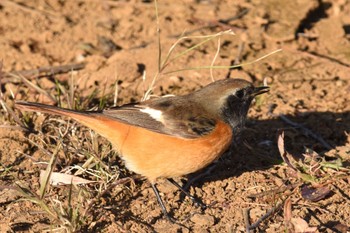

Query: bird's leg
184 162 219 190
150 183 175 222
167 178 207 210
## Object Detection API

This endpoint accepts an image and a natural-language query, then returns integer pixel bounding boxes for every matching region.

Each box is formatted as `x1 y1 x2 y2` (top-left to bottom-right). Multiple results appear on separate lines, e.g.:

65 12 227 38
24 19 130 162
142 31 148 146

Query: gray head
190 79 269 131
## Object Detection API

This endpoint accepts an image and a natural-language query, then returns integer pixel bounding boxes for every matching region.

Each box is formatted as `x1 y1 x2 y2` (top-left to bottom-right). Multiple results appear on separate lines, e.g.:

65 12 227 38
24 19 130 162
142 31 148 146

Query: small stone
336 80 343 87
190 214 215 226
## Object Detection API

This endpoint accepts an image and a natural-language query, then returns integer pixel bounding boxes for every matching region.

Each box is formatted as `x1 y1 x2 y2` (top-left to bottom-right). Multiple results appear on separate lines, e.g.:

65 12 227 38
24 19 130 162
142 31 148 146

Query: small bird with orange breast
16 78 269 220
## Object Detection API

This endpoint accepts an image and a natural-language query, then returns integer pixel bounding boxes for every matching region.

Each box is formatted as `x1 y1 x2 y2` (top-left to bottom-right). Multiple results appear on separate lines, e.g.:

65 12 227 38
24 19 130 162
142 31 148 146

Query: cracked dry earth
0 0 350 232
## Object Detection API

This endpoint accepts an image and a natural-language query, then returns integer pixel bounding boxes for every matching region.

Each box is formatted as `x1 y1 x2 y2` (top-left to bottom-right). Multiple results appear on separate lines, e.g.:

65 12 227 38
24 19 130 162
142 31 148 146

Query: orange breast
70 114 233 182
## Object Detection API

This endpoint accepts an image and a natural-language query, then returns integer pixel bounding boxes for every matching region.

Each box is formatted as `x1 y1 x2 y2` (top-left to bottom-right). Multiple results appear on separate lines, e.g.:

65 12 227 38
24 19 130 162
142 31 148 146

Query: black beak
252 86 269 96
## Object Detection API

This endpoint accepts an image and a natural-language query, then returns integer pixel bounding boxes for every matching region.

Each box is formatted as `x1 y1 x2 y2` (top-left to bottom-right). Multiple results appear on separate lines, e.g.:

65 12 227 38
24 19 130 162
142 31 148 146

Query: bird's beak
252 86 270 96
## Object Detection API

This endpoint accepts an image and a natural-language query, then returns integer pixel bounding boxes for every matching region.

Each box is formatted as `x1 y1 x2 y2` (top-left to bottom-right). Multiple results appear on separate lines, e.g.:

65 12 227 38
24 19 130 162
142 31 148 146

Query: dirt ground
0 0 350 232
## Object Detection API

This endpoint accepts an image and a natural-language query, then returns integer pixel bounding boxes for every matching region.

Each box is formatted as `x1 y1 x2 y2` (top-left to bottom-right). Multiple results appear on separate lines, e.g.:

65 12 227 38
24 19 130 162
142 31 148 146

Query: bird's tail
15 101 93 118
15 101 128 147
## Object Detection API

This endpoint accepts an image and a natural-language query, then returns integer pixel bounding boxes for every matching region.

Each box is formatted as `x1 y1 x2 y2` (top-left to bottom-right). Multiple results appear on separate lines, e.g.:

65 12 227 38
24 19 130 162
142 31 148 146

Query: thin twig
243 208 251 233
283 47 350 71
248 183 301 199
268 103 333 151
169 9 249 38
248 202 283 230
1 63 86 83
1 0 59 18
278 114 333 150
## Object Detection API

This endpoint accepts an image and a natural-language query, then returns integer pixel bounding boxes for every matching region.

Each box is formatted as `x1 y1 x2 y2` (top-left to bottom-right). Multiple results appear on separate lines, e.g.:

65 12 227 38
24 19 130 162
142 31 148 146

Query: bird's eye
235 89 245 99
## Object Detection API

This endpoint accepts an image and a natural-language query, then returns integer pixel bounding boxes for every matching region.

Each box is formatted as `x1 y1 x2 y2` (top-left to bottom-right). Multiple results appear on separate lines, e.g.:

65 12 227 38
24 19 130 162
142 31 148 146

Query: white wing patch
140 107 163 121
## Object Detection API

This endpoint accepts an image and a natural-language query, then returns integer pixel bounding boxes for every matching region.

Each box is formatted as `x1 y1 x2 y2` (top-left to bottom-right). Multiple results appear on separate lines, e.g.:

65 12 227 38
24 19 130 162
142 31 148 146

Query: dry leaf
301 185 332 202
284 198 293 230
290 217 318 233
332 222 349 232
40 170 96 186
277 130 297 171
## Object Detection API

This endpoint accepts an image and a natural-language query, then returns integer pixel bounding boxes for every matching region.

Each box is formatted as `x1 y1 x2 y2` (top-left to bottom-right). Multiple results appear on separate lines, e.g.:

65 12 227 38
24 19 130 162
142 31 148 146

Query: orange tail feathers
15 101 129 148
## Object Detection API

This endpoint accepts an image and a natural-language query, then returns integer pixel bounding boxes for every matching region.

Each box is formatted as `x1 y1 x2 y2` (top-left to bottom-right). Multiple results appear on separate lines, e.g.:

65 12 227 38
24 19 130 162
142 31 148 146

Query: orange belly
117 121 232 182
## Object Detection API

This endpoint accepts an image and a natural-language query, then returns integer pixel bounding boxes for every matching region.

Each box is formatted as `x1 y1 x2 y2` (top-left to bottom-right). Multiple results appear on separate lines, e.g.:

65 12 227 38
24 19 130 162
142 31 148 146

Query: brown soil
1 0 349 232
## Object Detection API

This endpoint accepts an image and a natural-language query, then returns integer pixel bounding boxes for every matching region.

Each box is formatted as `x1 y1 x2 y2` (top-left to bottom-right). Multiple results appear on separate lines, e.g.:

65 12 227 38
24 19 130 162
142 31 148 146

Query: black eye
235 89 245 99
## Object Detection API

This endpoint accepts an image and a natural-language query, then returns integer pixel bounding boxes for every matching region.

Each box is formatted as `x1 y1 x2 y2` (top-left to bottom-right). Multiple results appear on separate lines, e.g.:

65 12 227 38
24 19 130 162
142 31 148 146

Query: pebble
190 214 215 226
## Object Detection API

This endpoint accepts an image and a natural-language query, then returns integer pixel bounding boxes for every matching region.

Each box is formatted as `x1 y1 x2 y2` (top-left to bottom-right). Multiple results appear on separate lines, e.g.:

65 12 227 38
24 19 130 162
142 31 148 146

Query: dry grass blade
15 180 88 232
142 8 280 101
15 182 57 220
210 36 221 81
163 49 282 74
155 0 161 73
142 28 236 100
83 177 132 217
0 61 29 130
68 72 75 109
11 73 57 103
40 142 62 199
0 97 28 130
162 30 235 69
113 75 119 107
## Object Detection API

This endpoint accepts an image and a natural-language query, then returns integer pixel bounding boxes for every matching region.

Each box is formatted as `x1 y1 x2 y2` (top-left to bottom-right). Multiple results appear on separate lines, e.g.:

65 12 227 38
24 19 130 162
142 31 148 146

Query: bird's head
191 78 269 132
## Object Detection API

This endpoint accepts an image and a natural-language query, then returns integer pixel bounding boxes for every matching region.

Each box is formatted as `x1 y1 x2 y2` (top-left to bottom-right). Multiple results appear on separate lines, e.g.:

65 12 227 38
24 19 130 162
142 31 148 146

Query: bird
15 78 269 221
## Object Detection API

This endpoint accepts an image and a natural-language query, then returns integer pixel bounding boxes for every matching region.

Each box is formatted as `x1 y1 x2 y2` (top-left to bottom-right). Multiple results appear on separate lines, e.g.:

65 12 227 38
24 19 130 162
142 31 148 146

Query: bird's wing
102 96 218 139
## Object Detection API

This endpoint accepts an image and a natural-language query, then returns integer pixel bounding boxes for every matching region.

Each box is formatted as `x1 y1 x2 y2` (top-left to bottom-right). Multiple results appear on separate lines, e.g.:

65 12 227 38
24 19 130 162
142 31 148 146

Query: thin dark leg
150 183 175 222
167 178 207 209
